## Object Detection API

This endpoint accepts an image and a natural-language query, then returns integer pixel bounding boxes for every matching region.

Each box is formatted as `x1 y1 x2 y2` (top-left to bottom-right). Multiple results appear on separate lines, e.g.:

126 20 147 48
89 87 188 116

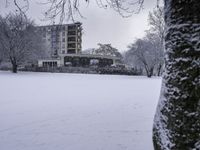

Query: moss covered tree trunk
153 0 200 149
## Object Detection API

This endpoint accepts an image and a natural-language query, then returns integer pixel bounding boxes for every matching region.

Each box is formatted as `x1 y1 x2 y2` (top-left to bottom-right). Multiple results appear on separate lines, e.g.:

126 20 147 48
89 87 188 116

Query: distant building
37 22 82 57
37 22 121 67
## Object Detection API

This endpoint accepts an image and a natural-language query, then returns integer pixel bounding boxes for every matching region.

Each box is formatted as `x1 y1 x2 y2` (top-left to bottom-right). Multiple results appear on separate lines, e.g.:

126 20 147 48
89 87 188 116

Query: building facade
38 22 82 57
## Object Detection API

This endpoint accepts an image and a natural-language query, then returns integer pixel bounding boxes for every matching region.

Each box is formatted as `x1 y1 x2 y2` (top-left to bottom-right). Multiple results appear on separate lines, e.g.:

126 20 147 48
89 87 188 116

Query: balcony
68 43 76 49
68 37 76 43
68 31 76 36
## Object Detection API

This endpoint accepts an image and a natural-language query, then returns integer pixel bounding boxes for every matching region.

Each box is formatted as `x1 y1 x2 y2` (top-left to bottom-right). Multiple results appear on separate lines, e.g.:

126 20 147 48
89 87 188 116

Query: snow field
0 71 161 150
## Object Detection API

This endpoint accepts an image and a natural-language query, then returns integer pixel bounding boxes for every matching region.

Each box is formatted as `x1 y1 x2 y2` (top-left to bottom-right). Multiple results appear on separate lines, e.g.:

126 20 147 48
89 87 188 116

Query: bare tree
148 6 164 45
126 33 161 77
145 30 164 76
42 0 145 22
148 6 164 76
124 6 164 77
0 13 46 73
6 0 144 23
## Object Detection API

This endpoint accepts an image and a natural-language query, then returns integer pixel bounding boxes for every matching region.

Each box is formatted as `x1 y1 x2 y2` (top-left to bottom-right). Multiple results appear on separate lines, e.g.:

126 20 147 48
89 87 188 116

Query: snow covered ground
0 71 161 150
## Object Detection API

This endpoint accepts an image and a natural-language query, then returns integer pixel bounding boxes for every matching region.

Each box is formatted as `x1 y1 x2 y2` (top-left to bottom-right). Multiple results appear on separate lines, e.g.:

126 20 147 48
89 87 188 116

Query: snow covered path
0 72 161 150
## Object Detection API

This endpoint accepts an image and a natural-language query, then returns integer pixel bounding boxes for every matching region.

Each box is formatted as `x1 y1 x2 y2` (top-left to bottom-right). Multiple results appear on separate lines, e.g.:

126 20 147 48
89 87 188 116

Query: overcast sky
0 0 157 52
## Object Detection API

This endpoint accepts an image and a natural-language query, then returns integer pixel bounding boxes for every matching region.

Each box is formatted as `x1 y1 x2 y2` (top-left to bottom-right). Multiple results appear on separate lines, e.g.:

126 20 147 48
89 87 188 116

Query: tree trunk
157 63 162 76
149 67 154 77
11 59 18 73
12 63 17 73
153 0 200 150
144 65 154 78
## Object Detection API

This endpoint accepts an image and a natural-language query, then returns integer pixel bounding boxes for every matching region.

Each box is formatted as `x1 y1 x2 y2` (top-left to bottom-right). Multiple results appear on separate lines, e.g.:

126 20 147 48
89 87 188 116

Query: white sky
0 0 157 52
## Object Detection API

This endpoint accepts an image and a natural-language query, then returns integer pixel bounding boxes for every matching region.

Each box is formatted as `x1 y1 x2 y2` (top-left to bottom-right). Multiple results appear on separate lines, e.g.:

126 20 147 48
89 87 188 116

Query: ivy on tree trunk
153 0 200 149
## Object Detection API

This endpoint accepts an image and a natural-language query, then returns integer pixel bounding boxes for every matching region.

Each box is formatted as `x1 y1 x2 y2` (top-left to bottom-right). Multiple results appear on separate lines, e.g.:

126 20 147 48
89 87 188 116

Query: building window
62 32 65 36
62 38 65 42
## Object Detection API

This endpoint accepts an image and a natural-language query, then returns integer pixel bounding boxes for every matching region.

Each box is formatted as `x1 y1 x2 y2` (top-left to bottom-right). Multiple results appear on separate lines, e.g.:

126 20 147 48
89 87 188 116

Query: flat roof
59 53 121 60
37 22 82 28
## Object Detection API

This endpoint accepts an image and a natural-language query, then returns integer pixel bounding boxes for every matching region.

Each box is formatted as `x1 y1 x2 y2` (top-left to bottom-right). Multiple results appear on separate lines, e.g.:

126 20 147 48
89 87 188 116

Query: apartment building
38 22 82 57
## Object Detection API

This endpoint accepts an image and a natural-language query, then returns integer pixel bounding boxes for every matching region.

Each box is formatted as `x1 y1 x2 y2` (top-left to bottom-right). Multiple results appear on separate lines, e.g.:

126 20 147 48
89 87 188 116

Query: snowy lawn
0 71 161 150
